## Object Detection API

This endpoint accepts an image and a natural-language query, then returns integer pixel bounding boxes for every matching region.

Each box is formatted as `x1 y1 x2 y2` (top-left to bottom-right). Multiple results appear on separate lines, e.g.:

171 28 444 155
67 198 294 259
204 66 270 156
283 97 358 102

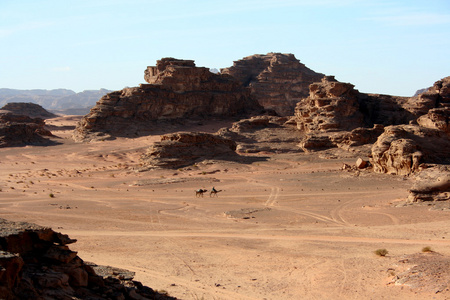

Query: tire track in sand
64 230 450 246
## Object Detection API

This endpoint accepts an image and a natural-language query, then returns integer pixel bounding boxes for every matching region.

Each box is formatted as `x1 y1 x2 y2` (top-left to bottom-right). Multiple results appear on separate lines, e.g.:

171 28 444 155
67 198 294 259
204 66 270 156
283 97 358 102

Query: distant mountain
413 88 428 97
0 88 112 114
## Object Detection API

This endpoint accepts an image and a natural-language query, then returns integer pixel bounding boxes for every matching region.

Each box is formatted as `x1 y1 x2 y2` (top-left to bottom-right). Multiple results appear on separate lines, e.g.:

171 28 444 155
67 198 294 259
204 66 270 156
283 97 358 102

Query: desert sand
1 115 449 300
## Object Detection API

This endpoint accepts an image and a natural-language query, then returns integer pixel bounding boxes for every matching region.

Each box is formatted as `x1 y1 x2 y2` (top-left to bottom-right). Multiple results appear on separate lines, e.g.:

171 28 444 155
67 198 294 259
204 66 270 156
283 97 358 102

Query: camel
210 189 222 197
195 189 208 197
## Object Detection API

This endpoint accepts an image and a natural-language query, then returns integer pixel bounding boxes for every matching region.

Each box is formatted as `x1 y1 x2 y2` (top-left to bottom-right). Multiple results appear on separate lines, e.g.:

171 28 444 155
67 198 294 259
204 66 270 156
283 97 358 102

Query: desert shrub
422 246 433 253
374 248 389 256
49 193 55 198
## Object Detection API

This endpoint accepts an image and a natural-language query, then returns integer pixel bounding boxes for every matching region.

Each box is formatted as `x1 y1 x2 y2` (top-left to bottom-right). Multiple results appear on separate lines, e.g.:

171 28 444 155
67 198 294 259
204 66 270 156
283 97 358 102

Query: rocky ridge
0 112 54 148
73 58 263 142
221 53 325 116
0 218 176 300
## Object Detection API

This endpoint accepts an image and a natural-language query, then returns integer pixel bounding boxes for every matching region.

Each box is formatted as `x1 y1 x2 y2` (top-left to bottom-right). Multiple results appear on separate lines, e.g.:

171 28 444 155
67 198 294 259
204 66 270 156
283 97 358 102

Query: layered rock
1 102 57 119
221 53 324 116
417 107 450 135
370 125 450 175
0 112 53 147
0 218 175 300
217 116 304 154
407 166 450 203
295 76 364 133
73 58 262 141
140 132 238 169
415 77 450 135
414 76 450 109
295 76 450 152
299 124 385 152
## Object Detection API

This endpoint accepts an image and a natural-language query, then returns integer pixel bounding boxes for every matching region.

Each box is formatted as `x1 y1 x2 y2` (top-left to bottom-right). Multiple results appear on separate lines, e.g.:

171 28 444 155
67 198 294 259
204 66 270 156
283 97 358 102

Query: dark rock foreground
0 218 176 300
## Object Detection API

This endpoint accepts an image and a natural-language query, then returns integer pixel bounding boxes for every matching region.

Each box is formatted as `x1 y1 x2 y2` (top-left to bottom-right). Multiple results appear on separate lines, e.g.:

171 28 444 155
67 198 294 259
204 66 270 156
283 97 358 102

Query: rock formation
294 75 450 153
217 115 304 154
370 125 450 175
416 76 450 135
295 76 364 133
140 132 238 169
1 102 57 119
0 218 175 300
221 53 325 116
407 166 450 204
73 58 262 142
0 112 53 148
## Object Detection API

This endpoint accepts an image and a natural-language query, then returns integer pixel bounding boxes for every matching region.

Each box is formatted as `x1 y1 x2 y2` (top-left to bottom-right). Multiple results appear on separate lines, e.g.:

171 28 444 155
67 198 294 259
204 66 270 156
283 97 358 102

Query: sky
1 0 449 96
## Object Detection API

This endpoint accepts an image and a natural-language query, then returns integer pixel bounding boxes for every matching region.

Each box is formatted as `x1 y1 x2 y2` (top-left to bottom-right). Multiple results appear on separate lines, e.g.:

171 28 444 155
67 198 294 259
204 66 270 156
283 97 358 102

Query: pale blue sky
1 0 449 96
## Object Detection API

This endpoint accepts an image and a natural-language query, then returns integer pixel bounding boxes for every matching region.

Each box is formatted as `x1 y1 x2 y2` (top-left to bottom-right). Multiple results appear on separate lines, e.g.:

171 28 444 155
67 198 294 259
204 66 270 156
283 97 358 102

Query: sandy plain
1 115 449 300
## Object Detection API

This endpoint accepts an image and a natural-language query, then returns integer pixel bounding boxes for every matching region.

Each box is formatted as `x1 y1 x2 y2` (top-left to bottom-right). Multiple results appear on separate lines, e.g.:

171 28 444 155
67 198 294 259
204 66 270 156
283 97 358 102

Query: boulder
73 58 262 142
370 125 450 175
356 158 368 169
221 53 325 116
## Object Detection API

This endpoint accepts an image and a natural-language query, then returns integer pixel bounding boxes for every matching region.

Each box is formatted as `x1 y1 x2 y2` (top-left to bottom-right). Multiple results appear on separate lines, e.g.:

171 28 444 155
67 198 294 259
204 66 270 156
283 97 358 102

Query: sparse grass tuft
422 246 433 253
374 248 389 257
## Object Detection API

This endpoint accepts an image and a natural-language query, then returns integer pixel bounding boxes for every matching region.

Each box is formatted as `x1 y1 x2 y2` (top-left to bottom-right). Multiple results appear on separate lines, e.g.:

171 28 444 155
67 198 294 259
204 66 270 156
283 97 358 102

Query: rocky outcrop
295 76 450 152
370 125 450 175
414 76 450 109
221 53 325 116
299 124 385 152
0 112 53 148
140 132 238 169
1 102 57 119
407 166 450 204
73 58 262 142
295 76 364 133
362 76 450 127
417 107 450 135
414 77 450 135
0 218 176 300
217 116 304 154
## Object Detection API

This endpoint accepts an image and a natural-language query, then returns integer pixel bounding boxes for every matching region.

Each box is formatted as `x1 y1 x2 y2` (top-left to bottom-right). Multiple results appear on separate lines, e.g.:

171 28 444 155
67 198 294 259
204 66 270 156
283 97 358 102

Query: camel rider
212 187 217 193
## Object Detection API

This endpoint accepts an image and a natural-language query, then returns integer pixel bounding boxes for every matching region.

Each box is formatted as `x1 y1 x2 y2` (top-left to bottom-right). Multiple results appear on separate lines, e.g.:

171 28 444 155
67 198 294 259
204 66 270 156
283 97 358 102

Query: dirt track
1 116 449 299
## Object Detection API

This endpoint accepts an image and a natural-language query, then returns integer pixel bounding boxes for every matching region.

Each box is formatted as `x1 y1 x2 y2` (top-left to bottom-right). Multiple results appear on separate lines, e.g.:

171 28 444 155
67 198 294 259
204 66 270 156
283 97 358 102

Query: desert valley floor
1 116 449 300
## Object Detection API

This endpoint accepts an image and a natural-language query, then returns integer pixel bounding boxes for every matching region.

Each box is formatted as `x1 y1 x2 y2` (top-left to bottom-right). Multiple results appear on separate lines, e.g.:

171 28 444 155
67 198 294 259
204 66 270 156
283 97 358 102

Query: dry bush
374 249 389 257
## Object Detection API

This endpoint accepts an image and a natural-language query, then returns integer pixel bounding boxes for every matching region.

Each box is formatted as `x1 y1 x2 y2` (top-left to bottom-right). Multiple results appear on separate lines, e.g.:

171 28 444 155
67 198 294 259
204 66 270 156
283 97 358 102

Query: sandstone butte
73 57 264 142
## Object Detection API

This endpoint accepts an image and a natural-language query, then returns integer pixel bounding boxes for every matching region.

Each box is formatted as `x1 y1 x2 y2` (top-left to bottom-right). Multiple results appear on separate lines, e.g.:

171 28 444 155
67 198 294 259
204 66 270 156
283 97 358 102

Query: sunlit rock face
370 124 450 175
73 58 263 142
221 53 325 116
